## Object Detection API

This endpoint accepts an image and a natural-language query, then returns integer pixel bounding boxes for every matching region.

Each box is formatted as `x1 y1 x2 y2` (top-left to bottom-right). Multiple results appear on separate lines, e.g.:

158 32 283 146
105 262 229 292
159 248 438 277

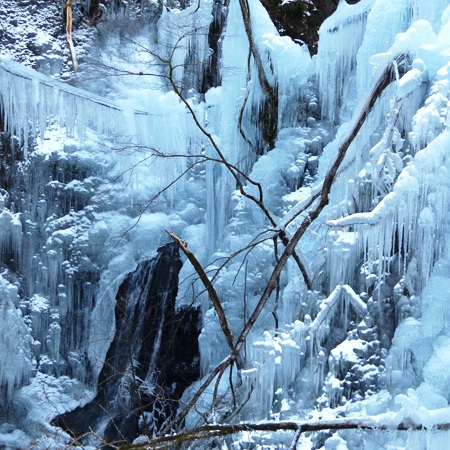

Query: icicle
328 118 450 290
29 295 51 355
316 0 374 123
0 57 123 151
0 210 23 268
252 333 277 417
328 231 358 289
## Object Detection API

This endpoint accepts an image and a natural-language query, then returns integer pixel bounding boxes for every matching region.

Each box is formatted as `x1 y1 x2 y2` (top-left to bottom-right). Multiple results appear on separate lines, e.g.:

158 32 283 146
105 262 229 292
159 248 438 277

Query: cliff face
54 244 201 446
0 0 338 75
258 0 343 54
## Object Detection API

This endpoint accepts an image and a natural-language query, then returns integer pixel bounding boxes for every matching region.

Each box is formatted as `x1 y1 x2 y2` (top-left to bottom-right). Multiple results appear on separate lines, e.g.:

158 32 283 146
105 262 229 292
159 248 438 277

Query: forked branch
166 51 310 287
160 60 396 435
229 62 396 364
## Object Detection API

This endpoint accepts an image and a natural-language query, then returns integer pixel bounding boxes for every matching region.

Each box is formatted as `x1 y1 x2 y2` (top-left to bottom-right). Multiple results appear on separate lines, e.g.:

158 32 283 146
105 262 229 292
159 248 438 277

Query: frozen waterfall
2 0 450 448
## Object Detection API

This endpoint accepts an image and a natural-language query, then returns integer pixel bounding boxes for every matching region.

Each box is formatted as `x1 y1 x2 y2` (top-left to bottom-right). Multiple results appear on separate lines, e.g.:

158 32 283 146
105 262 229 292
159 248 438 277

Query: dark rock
54 242 201 447
200 0 228 93
259 0 340 54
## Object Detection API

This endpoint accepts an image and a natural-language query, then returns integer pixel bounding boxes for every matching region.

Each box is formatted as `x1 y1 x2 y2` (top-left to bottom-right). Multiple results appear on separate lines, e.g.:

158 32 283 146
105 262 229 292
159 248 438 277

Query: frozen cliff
2 0 450 448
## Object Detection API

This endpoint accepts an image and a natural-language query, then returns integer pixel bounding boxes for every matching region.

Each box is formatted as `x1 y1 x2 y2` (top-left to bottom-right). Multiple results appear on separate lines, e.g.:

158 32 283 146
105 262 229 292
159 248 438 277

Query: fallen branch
119 413 450 449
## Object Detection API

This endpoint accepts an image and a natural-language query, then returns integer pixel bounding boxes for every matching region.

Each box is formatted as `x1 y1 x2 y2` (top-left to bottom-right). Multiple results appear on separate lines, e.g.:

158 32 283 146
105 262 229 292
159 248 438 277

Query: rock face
259 0 359 54
54 243 201 446
200 0 228 93
0 0 92 76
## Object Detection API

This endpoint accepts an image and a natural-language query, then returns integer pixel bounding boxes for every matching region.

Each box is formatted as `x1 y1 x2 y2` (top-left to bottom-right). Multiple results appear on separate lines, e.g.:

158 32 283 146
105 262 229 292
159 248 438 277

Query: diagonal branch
229 62 396 364
166 230 243 369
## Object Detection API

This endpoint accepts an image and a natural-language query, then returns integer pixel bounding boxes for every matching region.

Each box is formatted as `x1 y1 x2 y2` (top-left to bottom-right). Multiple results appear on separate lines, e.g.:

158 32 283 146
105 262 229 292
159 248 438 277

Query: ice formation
2 0 450 448
0 275 32 403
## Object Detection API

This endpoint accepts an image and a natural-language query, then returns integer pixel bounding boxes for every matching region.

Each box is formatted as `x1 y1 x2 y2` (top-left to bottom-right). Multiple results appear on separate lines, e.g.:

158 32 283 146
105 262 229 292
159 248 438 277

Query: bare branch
165 230 242 369
229 62 396 365
166 59 311 286
156 58 396 439
238 0 274 99
119 414 450 449
65 0 78 71
290 428 302 450
161 356 233 435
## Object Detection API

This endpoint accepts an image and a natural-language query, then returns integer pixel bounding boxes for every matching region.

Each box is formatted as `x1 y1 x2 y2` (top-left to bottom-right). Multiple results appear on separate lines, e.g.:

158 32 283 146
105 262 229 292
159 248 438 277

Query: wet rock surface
54 243 201 447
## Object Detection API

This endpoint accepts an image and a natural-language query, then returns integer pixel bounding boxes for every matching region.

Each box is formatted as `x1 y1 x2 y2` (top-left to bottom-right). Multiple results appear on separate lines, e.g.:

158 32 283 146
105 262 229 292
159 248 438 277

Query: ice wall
316 0 375 123
0 57 190 194
312 2 450 438
199 0 450 430
0 58 191 402
0 0 214 430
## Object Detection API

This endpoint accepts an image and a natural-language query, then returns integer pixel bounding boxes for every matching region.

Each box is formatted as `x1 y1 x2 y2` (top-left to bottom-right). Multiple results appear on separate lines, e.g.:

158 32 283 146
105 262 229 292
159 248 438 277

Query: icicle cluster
316 0 374 123
0 58 189 171
328 115 450 293
0 57 125 157
325 12 450 291
0 275 32 403
0 209 22 268
245 327 305 418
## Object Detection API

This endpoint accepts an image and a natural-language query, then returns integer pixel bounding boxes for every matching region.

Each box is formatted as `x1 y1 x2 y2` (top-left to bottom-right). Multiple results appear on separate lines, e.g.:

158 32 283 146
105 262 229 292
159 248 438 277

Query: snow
6 372 94 449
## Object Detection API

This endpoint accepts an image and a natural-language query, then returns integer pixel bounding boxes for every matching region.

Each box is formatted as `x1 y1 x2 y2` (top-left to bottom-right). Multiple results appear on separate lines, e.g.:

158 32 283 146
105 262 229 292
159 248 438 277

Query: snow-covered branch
309 284 367 336
121 410 450 449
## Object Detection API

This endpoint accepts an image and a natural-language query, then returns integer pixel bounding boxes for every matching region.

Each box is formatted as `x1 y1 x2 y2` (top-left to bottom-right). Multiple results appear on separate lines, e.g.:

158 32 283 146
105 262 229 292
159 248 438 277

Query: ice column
0 275 32 403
